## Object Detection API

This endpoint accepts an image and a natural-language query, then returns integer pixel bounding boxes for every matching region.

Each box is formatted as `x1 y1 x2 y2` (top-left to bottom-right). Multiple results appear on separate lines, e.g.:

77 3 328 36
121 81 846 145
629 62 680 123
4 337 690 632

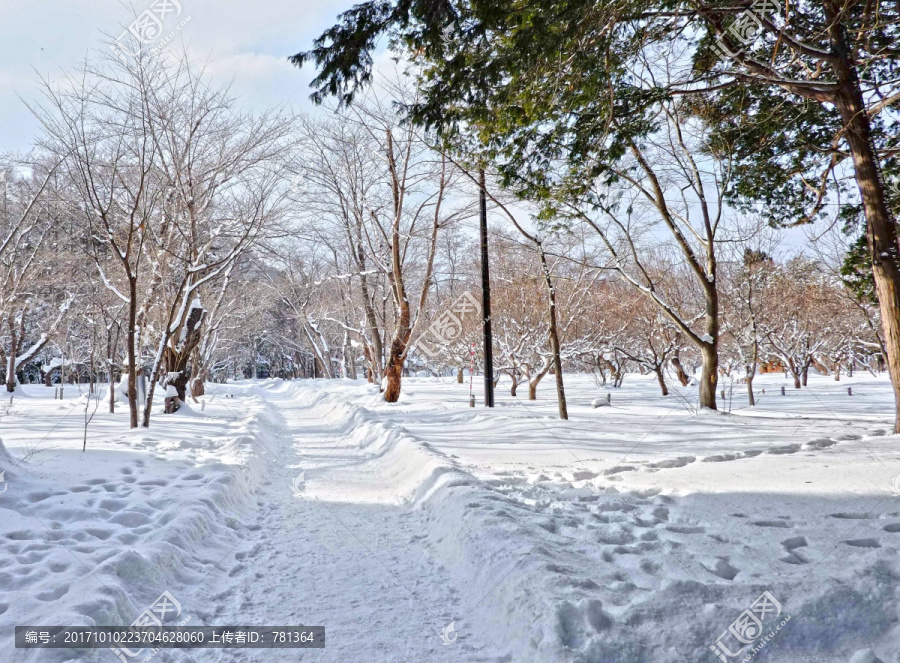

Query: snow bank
0 386 278 663
290 374 900 662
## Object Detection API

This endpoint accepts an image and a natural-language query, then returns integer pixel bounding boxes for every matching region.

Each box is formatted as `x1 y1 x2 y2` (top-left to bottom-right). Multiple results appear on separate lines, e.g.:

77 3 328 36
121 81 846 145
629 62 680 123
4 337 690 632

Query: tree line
1 0 896 430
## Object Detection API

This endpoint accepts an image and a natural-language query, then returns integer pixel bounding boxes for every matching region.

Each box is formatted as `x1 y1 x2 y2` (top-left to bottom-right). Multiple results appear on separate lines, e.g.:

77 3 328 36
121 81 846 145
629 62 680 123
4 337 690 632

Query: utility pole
479 169 495 407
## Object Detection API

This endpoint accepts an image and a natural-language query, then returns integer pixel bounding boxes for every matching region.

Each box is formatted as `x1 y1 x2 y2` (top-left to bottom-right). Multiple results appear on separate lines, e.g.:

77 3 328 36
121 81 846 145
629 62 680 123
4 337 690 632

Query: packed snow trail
176 381 496 663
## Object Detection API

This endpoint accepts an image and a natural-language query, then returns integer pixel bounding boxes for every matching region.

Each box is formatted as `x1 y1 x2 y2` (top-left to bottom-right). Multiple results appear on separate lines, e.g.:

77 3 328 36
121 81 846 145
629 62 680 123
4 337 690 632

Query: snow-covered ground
1 372 899 662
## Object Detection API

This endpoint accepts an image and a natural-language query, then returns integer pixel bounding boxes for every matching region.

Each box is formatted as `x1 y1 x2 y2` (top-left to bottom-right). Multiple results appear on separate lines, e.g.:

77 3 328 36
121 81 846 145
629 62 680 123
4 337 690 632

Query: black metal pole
479 168 495 407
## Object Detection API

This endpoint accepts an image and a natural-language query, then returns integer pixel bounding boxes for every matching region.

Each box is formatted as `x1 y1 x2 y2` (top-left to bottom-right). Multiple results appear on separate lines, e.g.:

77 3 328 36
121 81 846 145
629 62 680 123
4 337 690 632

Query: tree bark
127 276 139 429
654 366 669 396
189 349 204 400
382 284 411 402
5 326 17 393
671 353 690 386
527 362 551 400
383 339 405 402
698 342 718 409
827 6 900 432
537 248 568 419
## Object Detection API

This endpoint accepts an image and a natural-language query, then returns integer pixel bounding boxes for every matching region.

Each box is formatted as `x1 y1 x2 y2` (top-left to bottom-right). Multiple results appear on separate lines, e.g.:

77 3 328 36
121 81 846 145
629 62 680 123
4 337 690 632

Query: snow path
179 382 495 662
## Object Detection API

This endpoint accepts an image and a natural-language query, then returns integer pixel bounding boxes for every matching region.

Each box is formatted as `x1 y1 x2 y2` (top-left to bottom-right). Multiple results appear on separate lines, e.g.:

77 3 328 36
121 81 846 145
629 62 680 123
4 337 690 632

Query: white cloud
0 0 359 151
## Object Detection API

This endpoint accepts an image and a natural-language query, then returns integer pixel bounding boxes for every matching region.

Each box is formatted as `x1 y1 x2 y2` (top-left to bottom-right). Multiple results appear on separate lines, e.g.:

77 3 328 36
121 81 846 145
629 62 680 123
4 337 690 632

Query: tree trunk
127 277 139 429
595 360 607 386
108 364 116 414
189 352 204 400
828 8 900 432
654 366 669 396
671 353 690 386
599 356 620 387
746 372 755 407
528 364 550 400
698 343 718 409
5 316 18 392
191 372 206 399
801 363 809 387
5 356 15 393
457 366 464 383
540 249 568 420
788 359 802 389
510 371 518 396
383 343 404 403
165 306 205 410
359 266 383 382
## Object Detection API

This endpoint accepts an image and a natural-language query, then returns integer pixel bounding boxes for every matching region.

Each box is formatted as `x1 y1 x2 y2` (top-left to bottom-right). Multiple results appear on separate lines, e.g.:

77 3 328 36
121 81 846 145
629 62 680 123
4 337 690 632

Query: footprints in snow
829 512 899 549
780 536 808 565
0 458 205 608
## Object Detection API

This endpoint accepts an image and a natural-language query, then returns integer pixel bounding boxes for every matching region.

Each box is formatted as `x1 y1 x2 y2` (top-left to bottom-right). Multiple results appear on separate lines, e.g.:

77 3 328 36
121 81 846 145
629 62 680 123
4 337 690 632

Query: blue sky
0 0 358 152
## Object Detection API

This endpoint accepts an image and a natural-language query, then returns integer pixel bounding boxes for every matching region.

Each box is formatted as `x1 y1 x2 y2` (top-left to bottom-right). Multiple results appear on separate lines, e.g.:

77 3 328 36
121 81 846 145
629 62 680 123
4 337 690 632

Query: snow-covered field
1 372 899 662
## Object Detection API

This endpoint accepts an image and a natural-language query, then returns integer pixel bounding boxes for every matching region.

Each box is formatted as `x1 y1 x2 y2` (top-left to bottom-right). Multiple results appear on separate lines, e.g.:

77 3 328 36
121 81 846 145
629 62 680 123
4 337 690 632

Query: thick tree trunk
456 366 464 383
698 343 718 409
5 357 15 393
164 306 205 411
383 314 411 402
383 343 404 403
828 9 900 432
510 371 518 397
189 354 204 400
746 372 755 407
191 372 206 398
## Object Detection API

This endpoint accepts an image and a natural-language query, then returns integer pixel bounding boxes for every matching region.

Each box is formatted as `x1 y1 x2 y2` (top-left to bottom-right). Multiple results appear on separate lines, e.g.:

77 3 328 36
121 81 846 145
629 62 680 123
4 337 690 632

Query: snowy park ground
1 372 900 662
